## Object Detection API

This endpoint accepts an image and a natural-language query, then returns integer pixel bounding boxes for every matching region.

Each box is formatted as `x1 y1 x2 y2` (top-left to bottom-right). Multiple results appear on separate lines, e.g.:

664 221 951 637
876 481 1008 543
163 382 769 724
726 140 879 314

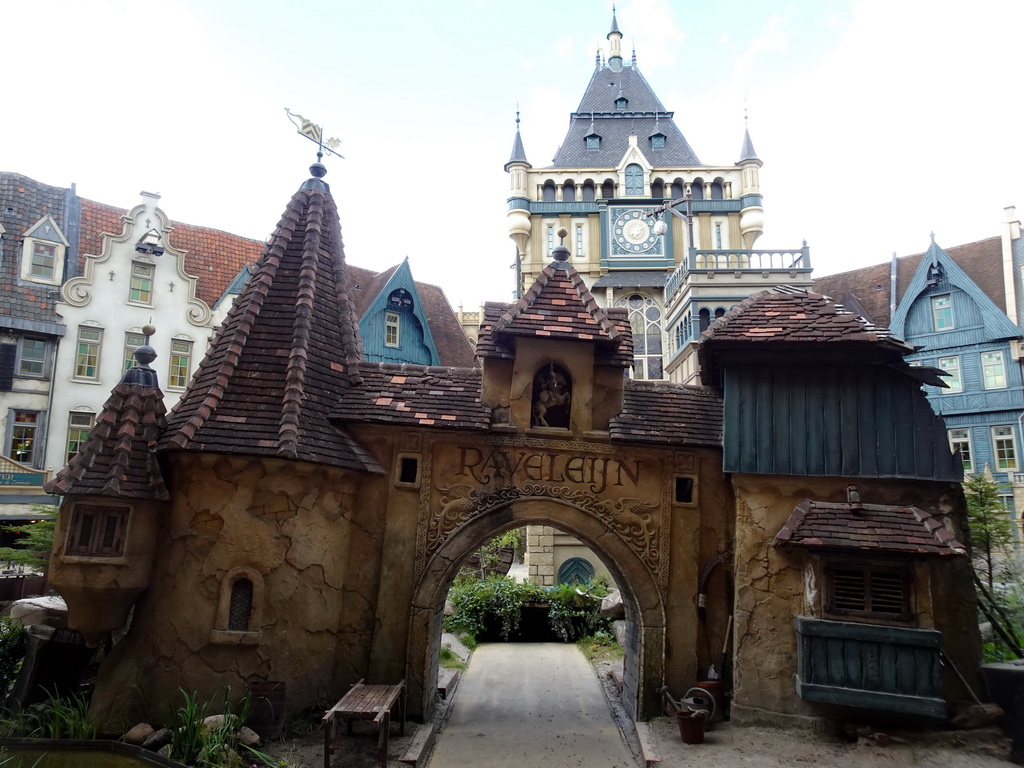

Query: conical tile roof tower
160 163 381 472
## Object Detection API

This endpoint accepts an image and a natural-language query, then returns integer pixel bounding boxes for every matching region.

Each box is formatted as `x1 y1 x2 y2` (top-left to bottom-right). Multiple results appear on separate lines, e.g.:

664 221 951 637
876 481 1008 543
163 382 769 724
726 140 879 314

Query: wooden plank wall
723 365 962 481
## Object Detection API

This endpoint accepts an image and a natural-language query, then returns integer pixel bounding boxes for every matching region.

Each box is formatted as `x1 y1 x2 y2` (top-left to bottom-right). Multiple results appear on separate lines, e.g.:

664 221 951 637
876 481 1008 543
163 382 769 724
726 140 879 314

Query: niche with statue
531 364 572 429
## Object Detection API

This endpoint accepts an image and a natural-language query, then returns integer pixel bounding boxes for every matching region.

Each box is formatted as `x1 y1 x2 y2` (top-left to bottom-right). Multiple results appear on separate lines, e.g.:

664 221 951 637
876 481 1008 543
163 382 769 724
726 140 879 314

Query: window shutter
0 344 15 391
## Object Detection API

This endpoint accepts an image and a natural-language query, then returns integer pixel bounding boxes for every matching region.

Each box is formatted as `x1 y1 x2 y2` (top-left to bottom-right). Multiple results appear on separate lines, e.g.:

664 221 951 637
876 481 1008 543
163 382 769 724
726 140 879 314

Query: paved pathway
429 643 635 768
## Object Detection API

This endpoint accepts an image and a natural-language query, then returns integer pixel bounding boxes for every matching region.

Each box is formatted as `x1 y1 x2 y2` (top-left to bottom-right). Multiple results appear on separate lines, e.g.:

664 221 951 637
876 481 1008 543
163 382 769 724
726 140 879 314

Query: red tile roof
79 199 265 307
609 380 723 447
812 236 1005 329
774 499 967 556
160 176 380 472
333 363 489 430
492 263 622 343
45 375 169 500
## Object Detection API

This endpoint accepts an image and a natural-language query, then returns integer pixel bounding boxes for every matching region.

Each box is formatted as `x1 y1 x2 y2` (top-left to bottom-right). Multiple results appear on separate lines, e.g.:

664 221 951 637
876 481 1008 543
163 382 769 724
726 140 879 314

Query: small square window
825 562 911 621
399 457 419 484
66 504 130 557
651 135 666 149
586 135 600 150
30 243 56 280
18 338 47 377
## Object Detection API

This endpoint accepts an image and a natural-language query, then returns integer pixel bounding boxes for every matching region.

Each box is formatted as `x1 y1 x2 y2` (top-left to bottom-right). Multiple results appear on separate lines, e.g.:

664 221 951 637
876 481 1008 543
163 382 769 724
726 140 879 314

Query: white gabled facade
47 192 218 472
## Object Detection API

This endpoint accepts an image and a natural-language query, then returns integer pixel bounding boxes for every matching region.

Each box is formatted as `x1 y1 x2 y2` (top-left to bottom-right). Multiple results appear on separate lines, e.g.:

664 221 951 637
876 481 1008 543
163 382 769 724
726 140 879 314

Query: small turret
737 117 764 248
505 111 533 284
607 6 623 72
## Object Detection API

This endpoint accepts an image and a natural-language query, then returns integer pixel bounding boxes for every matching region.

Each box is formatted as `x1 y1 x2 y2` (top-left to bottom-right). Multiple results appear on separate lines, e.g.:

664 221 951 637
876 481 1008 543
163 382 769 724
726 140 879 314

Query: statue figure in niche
532 364 572 428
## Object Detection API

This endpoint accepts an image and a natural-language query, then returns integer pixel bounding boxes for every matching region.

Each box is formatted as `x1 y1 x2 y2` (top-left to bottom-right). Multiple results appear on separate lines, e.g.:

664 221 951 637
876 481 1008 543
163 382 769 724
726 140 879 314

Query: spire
505 110 531 170
631 46 637 67
45 326 169 499
160 163 381 473
607 5 623 71
595 48 601 67
738 112 761 164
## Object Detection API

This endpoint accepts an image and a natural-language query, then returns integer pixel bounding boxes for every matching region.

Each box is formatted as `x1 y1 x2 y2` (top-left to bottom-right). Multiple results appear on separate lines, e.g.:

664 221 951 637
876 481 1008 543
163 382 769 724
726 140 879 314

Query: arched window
616 294 664 379
670 181 684 199
542 181 556 202
625 164 644 196
562 181 576 203
691 178 705 200
651 180 664 199
581 182 596 202
558 557 596 585
710 178 724 199
699 308 712 333
601 179 615 199
228 578 253 631
212 566 265 643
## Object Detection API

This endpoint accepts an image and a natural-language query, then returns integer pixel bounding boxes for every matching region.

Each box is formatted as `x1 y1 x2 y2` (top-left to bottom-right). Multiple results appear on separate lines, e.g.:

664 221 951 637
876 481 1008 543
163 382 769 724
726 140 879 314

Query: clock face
612 208 660 253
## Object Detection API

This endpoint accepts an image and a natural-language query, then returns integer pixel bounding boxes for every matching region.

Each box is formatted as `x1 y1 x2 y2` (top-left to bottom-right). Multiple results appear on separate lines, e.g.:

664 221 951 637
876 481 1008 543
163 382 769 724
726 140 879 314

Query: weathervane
284 108 344 160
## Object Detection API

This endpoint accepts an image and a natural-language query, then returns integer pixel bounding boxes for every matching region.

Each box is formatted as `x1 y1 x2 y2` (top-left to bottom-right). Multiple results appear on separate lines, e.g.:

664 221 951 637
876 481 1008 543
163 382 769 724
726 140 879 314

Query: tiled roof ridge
774 498 967 556
493 263 621 341
355 360 481 377
701 286 892 343
45 381 169 500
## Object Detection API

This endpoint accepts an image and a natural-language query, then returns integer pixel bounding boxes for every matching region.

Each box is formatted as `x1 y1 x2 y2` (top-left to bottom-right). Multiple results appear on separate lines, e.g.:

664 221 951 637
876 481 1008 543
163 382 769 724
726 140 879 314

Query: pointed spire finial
930 231 936 244
596 48 601 67
631 46 637 67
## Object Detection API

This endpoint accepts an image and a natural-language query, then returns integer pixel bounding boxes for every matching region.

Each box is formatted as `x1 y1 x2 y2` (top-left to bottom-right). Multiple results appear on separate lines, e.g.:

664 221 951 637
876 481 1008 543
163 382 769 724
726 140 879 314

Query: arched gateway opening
407 496 665 722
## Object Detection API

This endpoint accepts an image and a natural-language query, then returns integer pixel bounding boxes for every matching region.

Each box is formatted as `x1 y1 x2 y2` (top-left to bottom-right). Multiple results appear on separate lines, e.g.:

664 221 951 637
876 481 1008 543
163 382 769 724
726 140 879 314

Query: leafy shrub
545 582 607 642
0 619 25 697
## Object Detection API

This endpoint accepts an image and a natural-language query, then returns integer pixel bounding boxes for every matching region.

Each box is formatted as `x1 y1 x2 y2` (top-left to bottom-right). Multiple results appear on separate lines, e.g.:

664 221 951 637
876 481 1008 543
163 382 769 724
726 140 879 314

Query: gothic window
228 578 254 631
617 294 664 379
212 567 265 643
531 364 572 429
625 164 644 196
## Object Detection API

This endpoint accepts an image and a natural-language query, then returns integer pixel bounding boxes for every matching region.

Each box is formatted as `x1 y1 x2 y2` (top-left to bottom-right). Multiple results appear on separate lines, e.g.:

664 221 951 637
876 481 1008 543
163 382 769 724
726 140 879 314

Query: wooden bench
322 678 406 768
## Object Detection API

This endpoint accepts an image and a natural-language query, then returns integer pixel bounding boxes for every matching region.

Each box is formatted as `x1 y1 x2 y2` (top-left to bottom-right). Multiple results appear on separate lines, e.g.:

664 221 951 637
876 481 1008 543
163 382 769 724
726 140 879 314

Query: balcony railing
665 245 811 302
794 617 945 718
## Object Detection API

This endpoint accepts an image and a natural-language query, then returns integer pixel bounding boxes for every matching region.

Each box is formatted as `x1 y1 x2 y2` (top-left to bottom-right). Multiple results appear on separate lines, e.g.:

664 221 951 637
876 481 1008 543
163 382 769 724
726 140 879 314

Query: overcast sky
4 0 1022 309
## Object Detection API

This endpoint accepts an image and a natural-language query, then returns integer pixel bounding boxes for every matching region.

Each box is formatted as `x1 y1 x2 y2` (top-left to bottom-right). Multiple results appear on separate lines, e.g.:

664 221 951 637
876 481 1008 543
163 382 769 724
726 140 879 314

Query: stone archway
406 495 666 722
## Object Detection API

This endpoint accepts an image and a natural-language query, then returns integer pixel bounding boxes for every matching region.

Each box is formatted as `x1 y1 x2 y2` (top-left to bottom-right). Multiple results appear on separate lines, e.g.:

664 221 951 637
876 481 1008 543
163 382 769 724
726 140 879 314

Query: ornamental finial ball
142 323 156 337
557 227 568 240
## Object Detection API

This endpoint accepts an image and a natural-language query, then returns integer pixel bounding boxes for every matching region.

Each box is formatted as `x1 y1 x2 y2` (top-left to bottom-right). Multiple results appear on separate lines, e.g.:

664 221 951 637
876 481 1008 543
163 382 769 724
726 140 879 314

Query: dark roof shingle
609 380 722 447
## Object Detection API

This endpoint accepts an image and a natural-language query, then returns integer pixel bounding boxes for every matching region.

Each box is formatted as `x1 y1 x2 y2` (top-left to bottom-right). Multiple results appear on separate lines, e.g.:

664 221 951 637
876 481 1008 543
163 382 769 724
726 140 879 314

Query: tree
0 517 55 575
963 472 1023 658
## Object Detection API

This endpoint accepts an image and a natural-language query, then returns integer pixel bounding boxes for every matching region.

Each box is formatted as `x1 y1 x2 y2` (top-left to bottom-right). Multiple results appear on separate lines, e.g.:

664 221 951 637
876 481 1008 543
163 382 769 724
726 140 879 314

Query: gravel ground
264 639 1016 768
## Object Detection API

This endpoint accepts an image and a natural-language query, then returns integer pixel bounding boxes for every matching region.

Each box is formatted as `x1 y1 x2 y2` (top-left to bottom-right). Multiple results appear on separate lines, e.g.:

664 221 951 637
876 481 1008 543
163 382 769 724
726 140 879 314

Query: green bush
0 619 25 697
444 576 610 643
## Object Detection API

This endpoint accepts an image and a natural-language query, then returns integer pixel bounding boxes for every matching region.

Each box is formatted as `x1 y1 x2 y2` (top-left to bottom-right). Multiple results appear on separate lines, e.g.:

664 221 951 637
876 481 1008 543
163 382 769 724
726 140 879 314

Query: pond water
0 748 173 767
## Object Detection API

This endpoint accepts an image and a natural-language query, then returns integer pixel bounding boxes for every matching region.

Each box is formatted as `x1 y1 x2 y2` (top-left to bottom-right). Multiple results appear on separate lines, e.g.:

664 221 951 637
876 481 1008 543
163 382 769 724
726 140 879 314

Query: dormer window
615 96 628 110
650 133 666 149
19 215 69 285
586 134 601 150
385 312 400 347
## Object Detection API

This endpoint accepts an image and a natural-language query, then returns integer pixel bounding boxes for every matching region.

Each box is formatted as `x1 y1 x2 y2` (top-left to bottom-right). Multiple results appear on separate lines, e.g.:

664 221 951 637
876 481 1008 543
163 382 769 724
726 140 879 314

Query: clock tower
505 9 766 380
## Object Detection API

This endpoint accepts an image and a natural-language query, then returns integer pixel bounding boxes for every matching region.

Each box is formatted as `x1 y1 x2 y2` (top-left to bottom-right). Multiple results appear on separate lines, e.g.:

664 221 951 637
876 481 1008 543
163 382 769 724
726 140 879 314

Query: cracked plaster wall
729 475 980 724
85 453 378 729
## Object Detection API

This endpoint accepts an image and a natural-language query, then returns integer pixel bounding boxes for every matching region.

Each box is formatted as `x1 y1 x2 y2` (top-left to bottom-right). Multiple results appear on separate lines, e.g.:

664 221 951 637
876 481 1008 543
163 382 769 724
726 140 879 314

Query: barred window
825 563 911 621
227 578 254 631
66 504 129 557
